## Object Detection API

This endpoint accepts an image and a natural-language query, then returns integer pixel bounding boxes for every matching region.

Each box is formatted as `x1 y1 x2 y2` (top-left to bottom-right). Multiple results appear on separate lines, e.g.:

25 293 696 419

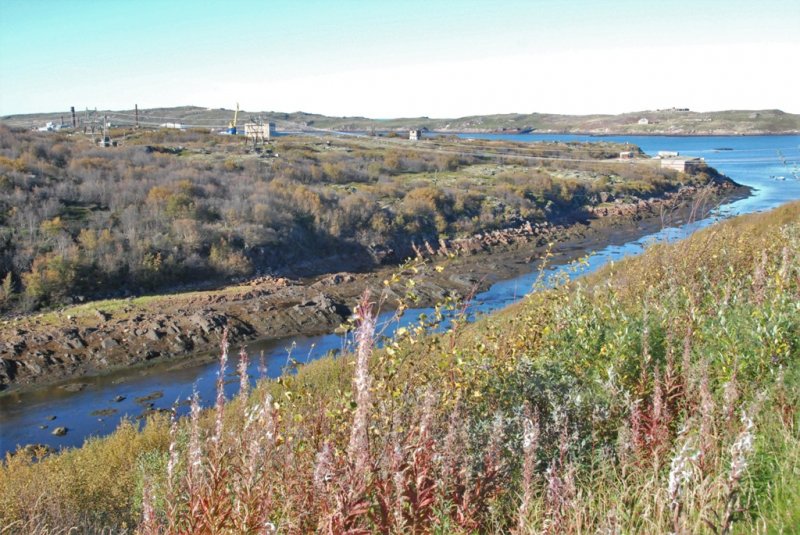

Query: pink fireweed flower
348 291 375 480
213 328 229 445
238 346 250 398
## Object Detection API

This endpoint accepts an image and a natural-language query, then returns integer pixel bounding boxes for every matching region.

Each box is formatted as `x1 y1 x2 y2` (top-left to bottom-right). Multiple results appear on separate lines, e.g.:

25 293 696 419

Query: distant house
409 129 422 141
638 117 650 125
244 122 275 143
619 151 635 160
660 157 704 173
159 122 184 129
657 150 679 158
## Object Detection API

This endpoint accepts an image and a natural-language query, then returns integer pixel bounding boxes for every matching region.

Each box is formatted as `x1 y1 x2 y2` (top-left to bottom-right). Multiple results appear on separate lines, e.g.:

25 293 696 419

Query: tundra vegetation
1 201 798 534
3 106 799 136
0 125 721 314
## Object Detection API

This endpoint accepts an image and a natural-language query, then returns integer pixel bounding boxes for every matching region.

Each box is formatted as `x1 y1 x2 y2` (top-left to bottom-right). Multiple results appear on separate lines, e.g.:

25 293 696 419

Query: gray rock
145 329 164 341
51 426 68 436
0 358 17 381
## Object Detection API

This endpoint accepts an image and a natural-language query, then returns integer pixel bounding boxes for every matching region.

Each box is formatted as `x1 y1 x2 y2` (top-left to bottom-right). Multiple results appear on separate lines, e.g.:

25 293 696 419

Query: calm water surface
1 134 798 456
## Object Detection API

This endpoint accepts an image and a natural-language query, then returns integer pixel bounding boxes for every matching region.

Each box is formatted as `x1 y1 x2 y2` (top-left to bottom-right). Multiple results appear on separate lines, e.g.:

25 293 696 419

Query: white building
638 117 650 125
244 122 275 142
409 129 422 141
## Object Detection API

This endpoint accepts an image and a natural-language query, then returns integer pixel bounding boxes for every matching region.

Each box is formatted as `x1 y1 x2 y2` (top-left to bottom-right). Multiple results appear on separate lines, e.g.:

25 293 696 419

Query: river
1 134 798 456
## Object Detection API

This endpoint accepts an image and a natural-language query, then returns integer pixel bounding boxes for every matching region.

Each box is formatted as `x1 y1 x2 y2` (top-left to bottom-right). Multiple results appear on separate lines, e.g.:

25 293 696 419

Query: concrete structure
619 151 635 160
244 121 275 143
638 117 650 125
409 129 422 141
660 157 704 173
159 123 184 129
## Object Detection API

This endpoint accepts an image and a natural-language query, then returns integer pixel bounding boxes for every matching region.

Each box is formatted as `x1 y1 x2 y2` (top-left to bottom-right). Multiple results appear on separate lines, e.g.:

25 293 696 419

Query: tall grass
1 202 798 534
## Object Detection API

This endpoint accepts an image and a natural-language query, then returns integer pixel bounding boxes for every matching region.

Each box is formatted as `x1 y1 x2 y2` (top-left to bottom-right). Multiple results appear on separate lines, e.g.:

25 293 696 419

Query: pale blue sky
1 0 798 116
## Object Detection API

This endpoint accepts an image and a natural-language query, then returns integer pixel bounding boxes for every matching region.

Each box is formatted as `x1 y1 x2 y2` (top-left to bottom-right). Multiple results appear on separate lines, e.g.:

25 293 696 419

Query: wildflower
254 349 265 378
667 430 699 534
314 442 335 492
348 291 375 480
518 403 540 532
188 390 203 480
728 412 755 485
213 328 229 445
261 391 276 446
140 479 159 534
721 412 756 534
238 346 250 398
166 409 179 491
667 438 698 506
696 360 715 467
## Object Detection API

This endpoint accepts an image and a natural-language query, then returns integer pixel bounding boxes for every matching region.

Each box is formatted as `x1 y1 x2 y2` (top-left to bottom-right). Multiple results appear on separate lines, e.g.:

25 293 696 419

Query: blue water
1 134 798 456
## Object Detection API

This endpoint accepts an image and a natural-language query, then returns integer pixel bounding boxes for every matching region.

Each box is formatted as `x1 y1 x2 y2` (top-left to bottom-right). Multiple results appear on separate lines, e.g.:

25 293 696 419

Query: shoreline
308 129 800 138
423 130 798 137
0 182 747 397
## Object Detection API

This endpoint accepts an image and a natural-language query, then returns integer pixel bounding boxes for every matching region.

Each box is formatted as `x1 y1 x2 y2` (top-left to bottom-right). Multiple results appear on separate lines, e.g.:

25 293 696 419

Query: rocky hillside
3 106 798 135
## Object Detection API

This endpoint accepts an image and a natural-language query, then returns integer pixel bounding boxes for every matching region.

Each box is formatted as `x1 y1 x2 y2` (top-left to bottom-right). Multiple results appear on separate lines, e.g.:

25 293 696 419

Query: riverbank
0 180 745 394
2 197 797 534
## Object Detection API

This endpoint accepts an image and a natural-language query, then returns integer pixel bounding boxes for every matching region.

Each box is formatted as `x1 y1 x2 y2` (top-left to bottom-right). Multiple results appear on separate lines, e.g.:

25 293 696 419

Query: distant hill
2 106 799 135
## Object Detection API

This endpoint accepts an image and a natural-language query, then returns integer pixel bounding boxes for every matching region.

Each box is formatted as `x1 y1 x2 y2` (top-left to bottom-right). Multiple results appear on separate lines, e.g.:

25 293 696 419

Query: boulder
0 358 17 382
101 337 119 349
145 329 164 341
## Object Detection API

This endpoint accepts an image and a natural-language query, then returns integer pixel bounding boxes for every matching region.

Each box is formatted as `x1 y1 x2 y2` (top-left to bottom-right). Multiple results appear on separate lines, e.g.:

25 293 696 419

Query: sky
1 0 798 117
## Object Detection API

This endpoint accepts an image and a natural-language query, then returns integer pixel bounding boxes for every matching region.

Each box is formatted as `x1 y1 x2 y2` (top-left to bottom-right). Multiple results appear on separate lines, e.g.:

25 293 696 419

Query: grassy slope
1 202 798 533
3 106 799 134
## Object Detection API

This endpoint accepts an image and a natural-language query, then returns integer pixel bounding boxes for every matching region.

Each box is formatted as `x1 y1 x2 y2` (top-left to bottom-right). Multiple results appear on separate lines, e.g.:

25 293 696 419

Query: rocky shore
0 181 744 393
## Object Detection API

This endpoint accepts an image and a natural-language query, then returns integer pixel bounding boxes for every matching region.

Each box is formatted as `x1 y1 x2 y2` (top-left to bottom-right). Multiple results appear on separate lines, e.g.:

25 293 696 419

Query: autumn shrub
0 126 719 313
